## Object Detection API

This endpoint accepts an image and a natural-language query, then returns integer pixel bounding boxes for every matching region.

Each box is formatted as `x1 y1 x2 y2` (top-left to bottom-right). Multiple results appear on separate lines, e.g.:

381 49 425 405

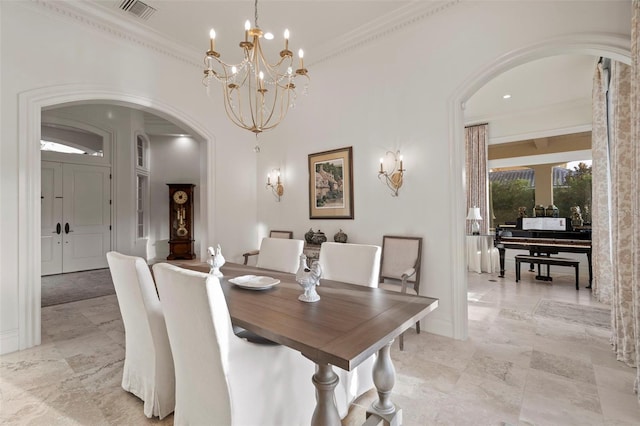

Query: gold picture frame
308 146 354 219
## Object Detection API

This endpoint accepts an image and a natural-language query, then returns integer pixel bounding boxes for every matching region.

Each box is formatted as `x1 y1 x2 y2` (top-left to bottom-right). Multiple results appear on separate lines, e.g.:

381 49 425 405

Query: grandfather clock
167 184 196 260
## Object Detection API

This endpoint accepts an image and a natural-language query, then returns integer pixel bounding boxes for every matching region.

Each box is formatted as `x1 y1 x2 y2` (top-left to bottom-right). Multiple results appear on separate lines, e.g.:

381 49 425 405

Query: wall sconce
266 169 284 201
377 150 405 196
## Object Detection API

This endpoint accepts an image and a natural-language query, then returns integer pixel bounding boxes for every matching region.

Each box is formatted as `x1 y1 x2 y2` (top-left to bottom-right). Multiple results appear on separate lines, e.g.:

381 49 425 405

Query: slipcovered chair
105 251 174 419
378 236 423 350
317 242 381 411
152 263 317 425
243 230 293 265
256 237 304 274
318 242 382 287
242 237 304 344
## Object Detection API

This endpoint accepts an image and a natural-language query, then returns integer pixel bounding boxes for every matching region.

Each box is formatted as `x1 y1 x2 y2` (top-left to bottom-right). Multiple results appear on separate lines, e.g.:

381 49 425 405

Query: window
553 161 592 223
40 124 104 157
489 167 535 227
136 135 147 168
490 161 593 227
136 174 147 238
135 134 150 239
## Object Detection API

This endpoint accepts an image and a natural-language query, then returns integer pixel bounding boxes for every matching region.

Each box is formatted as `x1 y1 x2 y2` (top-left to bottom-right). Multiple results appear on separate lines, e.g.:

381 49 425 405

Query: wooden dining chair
152 263 317 425
242 230 293 265
378 235 423 350
106 252 175 419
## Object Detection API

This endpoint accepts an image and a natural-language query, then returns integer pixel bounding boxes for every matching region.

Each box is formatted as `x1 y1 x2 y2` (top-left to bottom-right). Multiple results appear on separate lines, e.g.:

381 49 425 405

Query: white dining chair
256 237 305 273
243 230 294 265
318 242 382 287
316 242 381 412
152 262 317 425
106 251 175 419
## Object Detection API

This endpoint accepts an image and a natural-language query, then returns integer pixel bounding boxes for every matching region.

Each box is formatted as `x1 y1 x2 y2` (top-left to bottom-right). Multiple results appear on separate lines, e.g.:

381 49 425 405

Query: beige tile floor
1 269 639 425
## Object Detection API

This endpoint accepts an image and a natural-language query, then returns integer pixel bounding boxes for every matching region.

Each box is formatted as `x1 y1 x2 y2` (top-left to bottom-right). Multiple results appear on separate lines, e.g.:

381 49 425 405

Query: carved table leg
366 340 403 426
311 363 341 426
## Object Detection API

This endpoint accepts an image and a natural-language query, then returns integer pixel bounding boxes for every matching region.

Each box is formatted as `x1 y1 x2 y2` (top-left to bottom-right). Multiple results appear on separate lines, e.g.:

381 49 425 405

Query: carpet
534 299 610 329
41 268 115 307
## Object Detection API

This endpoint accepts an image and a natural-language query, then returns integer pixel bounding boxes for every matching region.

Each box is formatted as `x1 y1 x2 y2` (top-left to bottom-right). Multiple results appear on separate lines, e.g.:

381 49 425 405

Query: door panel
41 161 63 276
62 163 111 273
41 161 111 275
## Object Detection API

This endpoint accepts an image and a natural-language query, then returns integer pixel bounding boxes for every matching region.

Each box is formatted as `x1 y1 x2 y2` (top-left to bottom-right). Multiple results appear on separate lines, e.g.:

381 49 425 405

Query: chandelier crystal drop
202 0 309 135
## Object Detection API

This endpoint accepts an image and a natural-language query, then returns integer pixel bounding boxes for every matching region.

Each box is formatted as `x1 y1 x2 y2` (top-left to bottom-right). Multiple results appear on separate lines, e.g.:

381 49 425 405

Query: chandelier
202 0 309 135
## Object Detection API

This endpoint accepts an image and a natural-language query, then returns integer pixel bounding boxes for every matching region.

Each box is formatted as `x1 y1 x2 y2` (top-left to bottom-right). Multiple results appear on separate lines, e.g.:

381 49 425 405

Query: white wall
0 1 258 353
0 0 630 353
254 0 631 338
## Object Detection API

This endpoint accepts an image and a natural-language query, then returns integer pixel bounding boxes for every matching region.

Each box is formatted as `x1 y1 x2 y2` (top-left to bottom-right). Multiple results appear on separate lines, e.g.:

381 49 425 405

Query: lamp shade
466 207 482 221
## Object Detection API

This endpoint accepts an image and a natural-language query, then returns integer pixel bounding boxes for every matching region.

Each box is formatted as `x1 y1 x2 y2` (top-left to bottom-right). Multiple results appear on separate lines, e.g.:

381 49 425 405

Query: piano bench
515 255 580 290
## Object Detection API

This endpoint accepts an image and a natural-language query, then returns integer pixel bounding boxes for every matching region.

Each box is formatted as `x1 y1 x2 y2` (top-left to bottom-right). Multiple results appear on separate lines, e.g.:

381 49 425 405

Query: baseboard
0 329 20 355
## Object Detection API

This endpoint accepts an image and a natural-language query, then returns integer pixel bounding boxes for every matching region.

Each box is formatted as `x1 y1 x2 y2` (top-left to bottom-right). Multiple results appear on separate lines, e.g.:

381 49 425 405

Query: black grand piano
494 218 592 288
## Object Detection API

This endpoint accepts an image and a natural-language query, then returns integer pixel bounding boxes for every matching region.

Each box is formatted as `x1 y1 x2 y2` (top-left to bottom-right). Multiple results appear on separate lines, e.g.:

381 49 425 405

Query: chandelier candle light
202 0 309 136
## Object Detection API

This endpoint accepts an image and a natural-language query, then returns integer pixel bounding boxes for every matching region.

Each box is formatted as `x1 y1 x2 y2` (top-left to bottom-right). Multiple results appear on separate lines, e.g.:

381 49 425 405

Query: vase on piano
570 206 584 228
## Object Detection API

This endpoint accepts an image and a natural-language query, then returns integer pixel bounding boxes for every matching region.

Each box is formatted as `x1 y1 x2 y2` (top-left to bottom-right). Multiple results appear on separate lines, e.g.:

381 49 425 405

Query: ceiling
94 0 412 59
464 54 597 122
88 1 597 138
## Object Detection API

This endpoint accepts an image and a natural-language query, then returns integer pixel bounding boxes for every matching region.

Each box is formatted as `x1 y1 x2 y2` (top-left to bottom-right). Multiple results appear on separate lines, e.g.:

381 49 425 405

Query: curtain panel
592 0 640 401
609 60 636 372
630 0 640 399
465 124 489 235
591 60 614 304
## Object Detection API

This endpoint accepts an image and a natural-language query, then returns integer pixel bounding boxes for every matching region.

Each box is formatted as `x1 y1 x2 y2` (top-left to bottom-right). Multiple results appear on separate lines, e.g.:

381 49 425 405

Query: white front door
41 161 63 275
41 162 111 275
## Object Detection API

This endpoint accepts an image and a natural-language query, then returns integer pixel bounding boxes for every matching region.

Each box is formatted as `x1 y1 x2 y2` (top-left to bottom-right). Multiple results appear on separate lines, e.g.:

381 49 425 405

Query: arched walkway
448 33 631 340
17 85 216 350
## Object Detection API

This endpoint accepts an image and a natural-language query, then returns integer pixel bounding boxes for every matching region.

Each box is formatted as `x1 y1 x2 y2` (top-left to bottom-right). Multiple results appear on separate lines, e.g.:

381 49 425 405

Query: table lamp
466 207 482 235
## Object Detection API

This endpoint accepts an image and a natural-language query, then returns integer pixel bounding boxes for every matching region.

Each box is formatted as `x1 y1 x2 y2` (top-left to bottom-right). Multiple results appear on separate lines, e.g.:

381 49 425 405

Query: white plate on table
228 275 280 290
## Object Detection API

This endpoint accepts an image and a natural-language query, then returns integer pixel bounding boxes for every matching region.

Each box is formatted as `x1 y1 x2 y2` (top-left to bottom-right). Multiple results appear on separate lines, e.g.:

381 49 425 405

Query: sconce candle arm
266 168 284 201
377 150 405 197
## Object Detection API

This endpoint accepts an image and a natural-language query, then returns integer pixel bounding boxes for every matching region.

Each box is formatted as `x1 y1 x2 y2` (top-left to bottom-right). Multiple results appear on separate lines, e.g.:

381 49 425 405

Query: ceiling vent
118 0 156 20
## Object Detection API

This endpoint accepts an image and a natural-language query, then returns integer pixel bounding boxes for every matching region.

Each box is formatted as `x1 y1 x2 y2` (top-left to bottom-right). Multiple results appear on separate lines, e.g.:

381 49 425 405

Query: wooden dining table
171 261 439 426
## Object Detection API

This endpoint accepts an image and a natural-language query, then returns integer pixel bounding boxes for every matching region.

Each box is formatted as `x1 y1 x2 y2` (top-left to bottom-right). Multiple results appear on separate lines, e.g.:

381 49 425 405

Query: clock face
173 190 188 205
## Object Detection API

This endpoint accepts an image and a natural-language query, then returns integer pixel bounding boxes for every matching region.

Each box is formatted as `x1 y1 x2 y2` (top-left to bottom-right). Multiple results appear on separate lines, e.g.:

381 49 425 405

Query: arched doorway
448 34 631 340
17 85 216 350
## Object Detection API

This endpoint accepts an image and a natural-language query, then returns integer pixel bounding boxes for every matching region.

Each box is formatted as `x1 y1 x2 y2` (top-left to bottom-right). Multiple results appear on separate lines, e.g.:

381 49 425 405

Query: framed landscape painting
308 146 354 219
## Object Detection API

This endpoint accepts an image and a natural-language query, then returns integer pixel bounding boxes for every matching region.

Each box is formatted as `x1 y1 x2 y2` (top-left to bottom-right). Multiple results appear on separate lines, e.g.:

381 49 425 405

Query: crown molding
28 0 202 69
27 0 459 71
309 1 460 66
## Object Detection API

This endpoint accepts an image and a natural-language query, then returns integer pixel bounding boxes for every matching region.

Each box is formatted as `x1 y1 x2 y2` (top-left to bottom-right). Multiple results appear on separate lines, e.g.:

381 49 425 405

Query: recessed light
264 32 274 40
503 94 511 99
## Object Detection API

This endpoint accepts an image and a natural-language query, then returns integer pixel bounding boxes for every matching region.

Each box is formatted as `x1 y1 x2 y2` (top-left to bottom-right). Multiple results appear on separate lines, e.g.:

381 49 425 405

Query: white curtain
465 123 489 235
